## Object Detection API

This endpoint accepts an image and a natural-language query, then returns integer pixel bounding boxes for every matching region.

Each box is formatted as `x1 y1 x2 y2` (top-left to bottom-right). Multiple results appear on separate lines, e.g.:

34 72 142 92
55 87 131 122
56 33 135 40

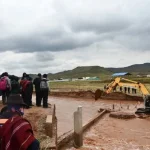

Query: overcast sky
0 0 150 76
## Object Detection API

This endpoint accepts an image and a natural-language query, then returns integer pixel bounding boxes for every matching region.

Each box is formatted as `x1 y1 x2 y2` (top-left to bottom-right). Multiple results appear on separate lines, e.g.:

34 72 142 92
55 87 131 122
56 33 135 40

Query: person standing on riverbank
40 74 50 108
33 73 42 107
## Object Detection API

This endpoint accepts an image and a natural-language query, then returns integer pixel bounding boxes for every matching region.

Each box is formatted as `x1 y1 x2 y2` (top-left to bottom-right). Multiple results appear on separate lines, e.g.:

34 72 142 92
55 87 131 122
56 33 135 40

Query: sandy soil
23 106 51 137
0 101 51 138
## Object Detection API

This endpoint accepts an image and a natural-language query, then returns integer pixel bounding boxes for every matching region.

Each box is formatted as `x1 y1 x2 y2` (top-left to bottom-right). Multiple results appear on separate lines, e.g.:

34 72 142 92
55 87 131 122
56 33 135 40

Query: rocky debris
109 111 136 119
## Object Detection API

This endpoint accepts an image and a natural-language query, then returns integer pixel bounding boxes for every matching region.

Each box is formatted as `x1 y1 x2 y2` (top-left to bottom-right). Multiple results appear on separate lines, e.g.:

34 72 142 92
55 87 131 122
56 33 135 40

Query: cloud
35 52 54 62
0 0 149 75
1 0 150 53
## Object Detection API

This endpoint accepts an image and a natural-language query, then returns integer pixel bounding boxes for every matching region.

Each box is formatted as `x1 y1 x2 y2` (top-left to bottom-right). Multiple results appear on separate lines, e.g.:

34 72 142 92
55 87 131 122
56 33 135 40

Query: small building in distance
112 72 132 77
87 76 100 81
147 74 150 77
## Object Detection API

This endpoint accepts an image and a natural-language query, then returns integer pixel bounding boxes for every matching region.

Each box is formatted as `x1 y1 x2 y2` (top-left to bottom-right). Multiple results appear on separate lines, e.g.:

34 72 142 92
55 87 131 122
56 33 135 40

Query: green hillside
29 63 150 80
48 66 112 80
107 63 150 74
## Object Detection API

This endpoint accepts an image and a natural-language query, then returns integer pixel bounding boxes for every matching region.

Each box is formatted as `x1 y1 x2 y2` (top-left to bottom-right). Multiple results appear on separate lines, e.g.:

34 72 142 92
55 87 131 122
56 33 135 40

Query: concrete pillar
78 106 82 126
74 106 83 148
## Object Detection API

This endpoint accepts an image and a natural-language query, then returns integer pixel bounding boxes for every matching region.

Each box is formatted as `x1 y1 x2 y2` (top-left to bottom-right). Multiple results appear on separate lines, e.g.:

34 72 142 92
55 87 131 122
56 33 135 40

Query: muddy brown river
46 96 150 150
46 96 143 137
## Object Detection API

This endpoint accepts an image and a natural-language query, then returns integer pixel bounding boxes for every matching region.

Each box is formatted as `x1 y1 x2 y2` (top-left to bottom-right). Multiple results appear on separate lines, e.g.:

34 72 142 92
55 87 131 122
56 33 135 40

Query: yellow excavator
95 77 150 114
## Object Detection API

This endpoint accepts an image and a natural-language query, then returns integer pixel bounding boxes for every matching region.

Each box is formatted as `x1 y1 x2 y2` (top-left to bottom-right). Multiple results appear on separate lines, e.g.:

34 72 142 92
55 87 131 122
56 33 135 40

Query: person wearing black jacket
9 75 21 95
33 73 42 107
40 74 49 108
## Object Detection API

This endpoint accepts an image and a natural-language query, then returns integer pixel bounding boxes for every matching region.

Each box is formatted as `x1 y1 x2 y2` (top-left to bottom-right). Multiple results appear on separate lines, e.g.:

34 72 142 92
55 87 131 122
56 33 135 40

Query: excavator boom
95 77 150 114
105 77 149 97
105 77 120 94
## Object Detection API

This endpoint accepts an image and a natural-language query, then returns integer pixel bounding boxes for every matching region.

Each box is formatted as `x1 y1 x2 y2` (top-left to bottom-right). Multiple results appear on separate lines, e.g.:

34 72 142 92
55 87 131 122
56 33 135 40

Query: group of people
0 72 51 149
0 72 50 108
33 73 50 108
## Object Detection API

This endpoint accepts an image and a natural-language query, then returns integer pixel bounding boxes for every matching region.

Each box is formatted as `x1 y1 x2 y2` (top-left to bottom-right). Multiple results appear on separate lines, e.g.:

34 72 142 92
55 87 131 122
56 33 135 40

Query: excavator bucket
95 89 104 100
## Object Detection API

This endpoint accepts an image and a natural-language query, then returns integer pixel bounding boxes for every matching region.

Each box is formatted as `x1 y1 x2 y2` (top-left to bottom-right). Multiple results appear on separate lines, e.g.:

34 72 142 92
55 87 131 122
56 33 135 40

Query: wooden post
112 104 115 110
74 106 83 148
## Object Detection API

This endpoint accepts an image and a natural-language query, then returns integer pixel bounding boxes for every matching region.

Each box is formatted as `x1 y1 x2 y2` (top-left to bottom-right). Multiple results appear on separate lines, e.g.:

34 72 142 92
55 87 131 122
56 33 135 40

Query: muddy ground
0 91 146 150
0 102 51 138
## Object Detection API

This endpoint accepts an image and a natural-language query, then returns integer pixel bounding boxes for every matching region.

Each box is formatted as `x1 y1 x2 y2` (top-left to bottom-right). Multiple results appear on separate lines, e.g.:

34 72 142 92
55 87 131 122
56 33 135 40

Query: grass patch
49 78 150 93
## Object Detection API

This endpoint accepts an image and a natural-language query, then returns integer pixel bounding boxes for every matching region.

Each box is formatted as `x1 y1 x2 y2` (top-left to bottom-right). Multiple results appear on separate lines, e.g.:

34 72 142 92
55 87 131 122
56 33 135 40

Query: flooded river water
48 96 150 150
47 96 143 137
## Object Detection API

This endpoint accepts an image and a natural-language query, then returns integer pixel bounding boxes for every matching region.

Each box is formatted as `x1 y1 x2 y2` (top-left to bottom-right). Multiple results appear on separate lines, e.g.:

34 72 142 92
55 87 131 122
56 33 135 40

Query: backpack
0 77 7 91
40 80 48 90
20 80 31 91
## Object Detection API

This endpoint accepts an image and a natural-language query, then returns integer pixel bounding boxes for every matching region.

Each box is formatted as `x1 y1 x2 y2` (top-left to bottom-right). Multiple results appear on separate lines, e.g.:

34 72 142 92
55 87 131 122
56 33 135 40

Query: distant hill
29 63 150 80
107 63 150 74
48 66 112 79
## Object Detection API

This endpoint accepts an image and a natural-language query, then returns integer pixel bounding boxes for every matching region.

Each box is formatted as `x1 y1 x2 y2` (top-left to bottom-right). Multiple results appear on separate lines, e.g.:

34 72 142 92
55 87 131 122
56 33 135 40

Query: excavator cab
145 95 150 108
135 95 150 114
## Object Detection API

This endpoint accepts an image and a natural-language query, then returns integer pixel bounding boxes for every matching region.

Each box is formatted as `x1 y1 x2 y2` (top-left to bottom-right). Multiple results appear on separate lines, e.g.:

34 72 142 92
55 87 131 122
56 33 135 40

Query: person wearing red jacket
20 74 33 108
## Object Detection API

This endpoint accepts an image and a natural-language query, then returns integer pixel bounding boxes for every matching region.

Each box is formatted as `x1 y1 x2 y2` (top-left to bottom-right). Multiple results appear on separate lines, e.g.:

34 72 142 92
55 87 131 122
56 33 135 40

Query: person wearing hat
20 74 33 108
40 74 50 108
0 94 40 150
33 73 42 107
24 74 34 107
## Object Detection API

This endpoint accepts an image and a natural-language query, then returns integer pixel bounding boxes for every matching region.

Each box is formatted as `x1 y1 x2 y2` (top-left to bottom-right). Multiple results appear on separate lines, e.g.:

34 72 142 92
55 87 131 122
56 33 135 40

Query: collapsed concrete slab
109 111 136 119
